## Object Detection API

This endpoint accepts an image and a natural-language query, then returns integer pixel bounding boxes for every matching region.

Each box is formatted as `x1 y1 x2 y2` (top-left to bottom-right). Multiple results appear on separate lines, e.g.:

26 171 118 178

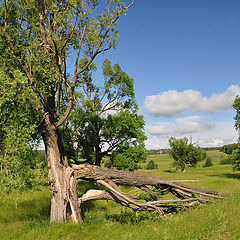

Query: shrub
203 157 213 167
145 160 158 170
219 156 233 165
230 148 240 171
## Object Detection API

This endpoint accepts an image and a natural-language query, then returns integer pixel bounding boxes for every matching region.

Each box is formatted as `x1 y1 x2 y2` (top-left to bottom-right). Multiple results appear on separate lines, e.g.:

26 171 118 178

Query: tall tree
230 95 240 170
65 58 146 169
168 137 206 172
233 95 240 140
0 0 135 223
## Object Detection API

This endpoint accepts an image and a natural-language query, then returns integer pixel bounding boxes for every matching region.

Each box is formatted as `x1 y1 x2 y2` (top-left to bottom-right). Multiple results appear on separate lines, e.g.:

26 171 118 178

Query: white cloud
175 115 202 123
147 121 216 136
203 139 224 147
144 85 240 117
146 121 238 149
174 121 201 134
147 125 170 135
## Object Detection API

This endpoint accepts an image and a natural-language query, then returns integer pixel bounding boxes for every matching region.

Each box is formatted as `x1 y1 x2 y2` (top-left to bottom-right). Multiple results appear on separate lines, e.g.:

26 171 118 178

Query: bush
230 148 240 171
145 160 158 170
203 157 213 167
220 143 238 154
219 156 233 165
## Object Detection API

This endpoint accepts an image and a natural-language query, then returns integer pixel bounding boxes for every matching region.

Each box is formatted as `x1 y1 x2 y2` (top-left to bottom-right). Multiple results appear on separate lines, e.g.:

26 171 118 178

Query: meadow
0 150 240 240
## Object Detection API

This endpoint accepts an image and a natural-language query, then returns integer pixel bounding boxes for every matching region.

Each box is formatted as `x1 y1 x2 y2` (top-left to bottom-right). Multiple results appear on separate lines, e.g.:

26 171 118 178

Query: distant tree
229 147 240 171
233 95 240 138
230 96 240 170
147 149 160 155
168 137 206 172
219 143 238 155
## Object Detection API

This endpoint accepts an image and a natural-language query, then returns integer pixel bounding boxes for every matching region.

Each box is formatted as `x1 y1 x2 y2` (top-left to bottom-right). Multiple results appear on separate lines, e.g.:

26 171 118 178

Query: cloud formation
147 121 215 136
144 85 240 117
146 121 237 149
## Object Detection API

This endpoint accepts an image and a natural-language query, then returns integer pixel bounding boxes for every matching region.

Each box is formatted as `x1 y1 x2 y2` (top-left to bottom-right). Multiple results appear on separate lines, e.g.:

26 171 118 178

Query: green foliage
146 149 170 155
203 146 221 151
203 157 213 167
230 96 240 170
228 147 240 171
110 143 147 171
145 160 158 170
147 149 160 155
233 95 240 136
0 0 135 190
168 137 206 172
219 143 238 155
219 156 233 165
0 146 38 191
65 59 147 169
1 152 240 239
0 98 39 190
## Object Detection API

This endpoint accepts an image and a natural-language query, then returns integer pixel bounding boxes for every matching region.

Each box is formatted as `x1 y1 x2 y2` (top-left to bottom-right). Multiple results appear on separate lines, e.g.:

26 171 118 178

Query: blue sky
99 0 240 149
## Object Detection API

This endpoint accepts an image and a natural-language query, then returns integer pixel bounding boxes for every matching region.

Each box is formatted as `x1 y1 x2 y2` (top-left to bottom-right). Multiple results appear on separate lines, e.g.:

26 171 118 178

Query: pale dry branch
72 165 224 221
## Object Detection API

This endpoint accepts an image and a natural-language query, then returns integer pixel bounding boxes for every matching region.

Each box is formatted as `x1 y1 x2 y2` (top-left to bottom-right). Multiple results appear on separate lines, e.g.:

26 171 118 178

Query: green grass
1 150 240 240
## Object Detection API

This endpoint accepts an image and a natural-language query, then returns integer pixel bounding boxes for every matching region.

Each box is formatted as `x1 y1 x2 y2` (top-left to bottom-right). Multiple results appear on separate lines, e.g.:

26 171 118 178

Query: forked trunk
43 117 82 223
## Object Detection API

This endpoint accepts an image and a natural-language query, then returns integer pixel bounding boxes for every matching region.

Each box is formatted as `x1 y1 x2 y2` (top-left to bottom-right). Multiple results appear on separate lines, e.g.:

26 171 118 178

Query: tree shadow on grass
78 181 110 222
106 210 160 224
208 173 240 180
222 173 240 180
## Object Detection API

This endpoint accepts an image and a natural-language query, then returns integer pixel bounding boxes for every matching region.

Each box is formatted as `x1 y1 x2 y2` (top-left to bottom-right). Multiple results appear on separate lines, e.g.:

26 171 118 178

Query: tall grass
0 150 240 240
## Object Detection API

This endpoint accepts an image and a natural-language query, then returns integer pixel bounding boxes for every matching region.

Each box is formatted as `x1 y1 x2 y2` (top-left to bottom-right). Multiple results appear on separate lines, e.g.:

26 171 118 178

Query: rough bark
73 165 224 219
73 165 222 198
43 115 82 223
95 141 102 166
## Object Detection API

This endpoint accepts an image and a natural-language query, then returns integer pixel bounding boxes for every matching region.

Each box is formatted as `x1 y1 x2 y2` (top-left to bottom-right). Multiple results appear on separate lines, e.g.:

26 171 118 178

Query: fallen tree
70 165 224 221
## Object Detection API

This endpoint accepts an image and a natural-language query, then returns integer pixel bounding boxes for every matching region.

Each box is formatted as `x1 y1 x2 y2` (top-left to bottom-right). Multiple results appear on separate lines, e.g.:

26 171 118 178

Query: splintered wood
72 165 224 219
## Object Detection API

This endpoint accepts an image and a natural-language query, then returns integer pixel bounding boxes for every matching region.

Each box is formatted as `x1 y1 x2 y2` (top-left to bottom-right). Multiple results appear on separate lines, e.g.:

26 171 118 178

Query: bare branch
74 25 87 76
56 1 135 127
75 0 135 78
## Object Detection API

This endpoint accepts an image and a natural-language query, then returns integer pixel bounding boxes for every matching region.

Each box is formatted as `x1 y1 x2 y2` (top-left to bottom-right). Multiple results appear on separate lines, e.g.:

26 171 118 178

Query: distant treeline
37 143 239 158
147 149 170 155
147 144 238 155
219 143 239 154
202 147 221 151
147 147 221 155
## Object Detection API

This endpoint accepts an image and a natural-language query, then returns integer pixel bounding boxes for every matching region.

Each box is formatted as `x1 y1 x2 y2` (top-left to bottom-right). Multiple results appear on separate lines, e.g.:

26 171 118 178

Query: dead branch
72 165 224 221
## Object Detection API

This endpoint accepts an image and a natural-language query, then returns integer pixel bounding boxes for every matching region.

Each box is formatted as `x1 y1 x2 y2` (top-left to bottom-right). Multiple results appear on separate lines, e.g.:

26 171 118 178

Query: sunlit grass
0 150 240 240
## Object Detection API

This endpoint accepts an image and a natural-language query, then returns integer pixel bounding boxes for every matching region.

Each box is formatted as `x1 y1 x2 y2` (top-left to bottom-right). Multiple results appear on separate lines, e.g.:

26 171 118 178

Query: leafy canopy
0 0 135 188
230 96 240 171
168 137 206 172
63 58 147 170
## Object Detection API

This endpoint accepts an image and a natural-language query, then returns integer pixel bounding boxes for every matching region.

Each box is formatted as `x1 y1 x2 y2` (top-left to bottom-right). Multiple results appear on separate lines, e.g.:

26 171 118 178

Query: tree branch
56 0 135 127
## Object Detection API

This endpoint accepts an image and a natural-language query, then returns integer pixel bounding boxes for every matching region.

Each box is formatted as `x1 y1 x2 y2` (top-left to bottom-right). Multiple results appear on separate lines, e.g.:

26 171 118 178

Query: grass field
0 150 240 240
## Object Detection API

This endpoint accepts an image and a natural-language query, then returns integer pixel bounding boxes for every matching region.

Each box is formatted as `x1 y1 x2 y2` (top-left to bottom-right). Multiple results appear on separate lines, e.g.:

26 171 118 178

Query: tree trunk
74 165 224 219
73 165 223 197
43 115 82 223
95 139 102 166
